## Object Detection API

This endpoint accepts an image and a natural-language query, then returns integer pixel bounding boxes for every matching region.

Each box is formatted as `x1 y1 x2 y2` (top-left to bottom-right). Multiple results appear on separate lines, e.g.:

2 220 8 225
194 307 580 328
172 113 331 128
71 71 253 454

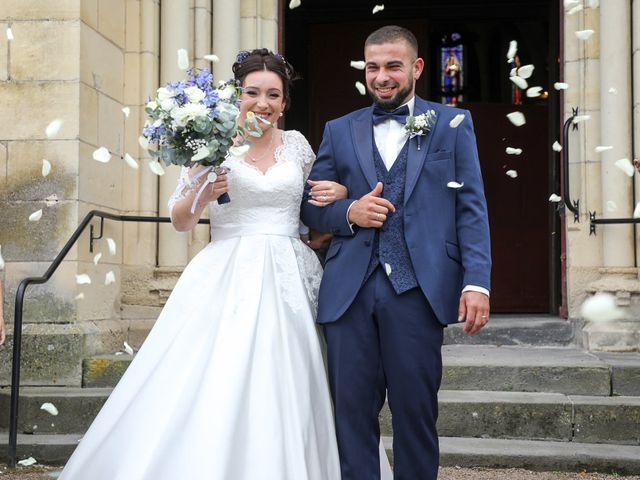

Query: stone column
600 0 634 266
213 0 241 81
633 0 640 256
158 0 190 267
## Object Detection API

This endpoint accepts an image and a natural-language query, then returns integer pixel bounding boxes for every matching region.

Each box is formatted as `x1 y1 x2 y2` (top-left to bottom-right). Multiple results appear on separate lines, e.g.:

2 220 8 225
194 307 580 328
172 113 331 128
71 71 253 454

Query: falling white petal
506 170 518 178
191 146 210 162
75 274 91 285
586 0 599 7
45 119 63 138
92 147 111 163
105 271 116 285
74 292 85 300
17 457 37 467
42 159 52 177
606 200 617 212
595 145 613 153
177 48 189 70
575 29 594 41
614 158 635 177
580 293 622 323
554 82 569 90
6 27 14 41
384 263 392 276
509 76 528 90
229 145 250 157
549 194 562 202
526 86 543 98
93 252 102 265
506 40 518 62
449 114 465 128
506 111 526 127
509 67 517 77
44 194 59 207
634 203 640 219
148 161 165 176
0 245 4 270
563 0 580 8
289 0 301 8
572 115 591 124
106 238 116 256
517 64 535 79
552 141 563 152
121 107 130 118
567 4 584 14
138 135 150 150
372 4 385 14
121 153 138 170
40 403 59 416
29 209 43 222
355 81 366 95
124 341 134 355
608 87 618 95
350 60 366 70
447 181 464 189
203 54 220 62
506 147 522 155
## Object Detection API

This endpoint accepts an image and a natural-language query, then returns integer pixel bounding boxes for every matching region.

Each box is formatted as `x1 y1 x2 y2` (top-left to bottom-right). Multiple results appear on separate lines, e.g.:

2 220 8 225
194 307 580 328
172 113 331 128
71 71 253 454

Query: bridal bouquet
141 68 262 208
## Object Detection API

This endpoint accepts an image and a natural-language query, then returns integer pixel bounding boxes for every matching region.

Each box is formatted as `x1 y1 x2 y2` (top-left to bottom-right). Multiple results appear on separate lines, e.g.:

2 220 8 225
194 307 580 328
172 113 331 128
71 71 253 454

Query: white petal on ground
608 87 618 95
92 147 111 163
29 209 43 222
93 252 102 265
554 82 569 90
42 159 52 177
606 200 617 212
506 170 518 178
6 27 14 41
138 135 150 150
45 119 63 138
526 86 543 97
614 158 635 177
517 64 535 79
580 293 622 323
506 111 526 127
148 161 165 176
177 48 189 70
372 4 385 14
44 194 59 207
572 114 591 124
40 403 59 416
506 40 518 62
121 107 130 118
289 0 301 8
74 292 85 300
350 60 366 70
106 238 116 256
567 4 584 14
0 245 5 270
191 146 210 162
509 76 528 90
203 54 220 62
355 81 366 95
75 274 91 285
124 341 134 356
229 145 250 156
124 153 139 169
575 29 595 40
634 203 640 219
595 145 613 153
553 141 563 152
105 271 116 285
17 457 37 467
449 114 465 128
506 147 522 155
549 194 562 202
447 181 464 189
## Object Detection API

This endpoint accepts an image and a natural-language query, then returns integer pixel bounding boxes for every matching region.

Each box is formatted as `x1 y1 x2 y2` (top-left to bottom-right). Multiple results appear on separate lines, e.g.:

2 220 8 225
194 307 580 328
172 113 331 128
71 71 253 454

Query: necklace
248 128 276 163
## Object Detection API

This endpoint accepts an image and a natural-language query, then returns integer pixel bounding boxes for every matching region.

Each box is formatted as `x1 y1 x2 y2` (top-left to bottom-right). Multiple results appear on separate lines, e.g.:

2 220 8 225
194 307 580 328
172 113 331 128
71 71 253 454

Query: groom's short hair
365 26 419 57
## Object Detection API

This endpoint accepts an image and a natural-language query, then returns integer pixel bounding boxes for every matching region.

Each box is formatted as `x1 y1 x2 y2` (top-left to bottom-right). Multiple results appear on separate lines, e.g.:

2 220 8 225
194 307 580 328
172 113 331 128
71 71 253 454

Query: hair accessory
236 50 251 64
274 53 286 63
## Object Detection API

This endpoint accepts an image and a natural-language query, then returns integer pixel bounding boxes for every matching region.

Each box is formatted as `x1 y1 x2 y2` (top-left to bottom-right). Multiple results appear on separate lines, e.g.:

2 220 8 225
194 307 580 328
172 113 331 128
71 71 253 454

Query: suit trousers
324 266 444 480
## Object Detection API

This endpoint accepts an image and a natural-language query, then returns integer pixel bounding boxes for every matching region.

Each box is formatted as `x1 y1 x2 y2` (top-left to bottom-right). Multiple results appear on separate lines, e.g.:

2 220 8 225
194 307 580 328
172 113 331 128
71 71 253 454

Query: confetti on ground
40 403 59 416
29 210 43 222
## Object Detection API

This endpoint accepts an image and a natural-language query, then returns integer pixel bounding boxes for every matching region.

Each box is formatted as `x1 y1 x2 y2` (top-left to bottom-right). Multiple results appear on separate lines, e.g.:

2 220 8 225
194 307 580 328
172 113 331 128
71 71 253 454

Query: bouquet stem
217 193 231 204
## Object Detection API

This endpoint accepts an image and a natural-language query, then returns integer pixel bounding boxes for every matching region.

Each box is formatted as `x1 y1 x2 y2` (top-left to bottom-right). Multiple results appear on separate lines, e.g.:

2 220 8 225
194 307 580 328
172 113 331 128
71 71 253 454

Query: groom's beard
368 80 414 111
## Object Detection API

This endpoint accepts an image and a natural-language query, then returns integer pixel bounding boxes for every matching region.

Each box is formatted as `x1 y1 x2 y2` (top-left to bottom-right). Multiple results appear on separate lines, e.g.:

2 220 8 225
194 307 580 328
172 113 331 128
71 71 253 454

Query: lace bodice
168 130 315 236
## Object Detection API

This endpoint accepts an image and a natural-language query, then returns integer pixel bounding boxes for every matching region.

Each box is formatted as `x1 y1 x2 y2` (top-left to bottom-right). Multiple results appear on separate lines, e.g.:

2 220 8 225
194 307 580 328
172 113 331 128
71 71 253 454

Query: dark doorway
284 0 561 313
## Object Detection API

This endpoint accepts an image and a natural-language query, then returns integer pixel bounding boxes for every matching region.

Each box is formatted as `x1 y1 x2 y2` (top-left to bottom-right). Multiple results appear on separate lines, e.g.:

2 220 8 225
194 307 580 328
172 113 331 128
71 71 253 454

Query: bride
59 49 392 479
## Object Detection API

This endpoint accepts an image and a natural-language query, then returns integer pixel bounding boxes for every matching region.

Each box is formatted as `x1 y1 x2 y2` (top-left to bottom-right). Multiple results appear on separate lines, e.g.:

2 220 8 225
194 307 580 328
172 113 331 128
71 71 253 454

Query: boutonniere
404 109 437 150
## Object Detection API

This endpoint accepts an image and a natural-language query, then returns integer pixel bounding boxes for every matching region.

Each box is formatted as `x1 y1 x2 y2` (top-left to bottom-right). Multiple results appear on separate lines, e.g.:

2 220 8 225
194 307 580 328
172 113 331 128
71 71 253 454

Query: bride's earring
279 112 283 117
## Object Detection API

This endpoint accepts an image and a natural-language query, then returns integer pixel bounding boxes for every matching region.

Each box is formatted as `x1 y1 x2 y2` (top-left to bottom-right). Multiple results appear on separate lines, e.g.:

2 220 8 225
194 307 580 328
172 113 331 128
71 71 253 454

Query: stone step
82 354 132 388
444 315 577 346
380 390 640 445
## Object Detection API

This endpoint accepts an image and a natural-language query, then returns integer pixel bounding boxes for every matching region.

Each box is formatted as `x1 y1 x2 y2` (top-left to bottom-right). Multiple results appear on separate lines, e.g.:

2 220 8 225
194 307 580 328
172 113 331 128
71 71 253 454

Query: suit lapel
404 97 437 204
350 112 377 190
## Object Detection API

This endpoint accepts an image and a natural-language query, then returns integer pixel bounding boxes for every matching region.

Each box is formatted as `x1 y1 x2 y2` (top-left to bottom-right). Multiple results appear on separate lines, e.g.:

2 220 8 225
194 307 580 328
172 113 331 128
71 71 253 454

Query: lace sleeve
287 130 316 182
167 167 191 220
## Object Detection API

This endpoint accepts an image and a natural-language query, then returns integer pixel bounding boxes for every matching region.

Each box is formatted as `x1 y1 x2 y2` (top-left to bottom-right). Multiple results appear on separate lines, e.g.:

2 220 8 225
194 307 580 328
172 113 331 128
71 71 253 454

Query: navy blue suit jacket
301 96 491 326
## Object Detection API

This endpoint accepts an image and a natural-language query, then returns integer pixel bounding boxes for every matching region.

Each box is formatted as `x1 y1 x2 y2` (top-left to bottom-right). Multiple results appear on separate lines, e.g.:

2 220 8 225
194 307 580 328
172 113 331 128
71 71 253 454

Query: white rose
217 84 236 100
171 103 208 127
157 87 177 111
146 100 158 110
184 86 206 103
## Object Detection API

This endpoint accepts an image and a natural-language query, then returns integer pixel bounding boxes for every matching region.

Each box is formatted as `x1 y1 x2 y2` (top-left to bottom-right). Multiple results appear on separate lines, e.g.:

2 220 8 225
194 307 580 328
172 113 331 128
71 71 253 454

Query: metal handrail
562 108 580 220
8 210 209 468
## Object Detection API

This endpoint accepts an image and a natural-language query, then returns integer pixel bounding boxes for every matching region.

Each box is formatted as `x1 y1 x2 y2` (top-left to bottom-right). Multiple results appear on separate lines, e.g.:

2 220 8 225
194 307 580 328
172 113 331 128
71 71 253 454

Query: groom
301 25 491 479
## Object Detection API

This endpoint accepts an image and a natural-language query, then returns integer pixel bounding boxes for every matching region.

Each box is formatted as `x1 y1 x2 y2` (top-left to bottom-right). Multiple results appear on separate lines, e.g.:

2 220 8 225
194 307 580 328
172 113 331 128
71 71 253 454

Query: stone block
82 354 131 387
98 0 125 49
583 320 640 352
124 52 141 105
0 0 80 20
260 18 278 51
0 83 79 140
0 142 7 198
10 21 81 82
0 22 8 81
79 84 99 146
594 352 640 396
572 395 640 444
563 12 581 63
240 17 257 50
240 0 257 17
125 0 141 52
584 7 600 59
78 141 123 210
139 0 159 53
81 0 99 30
97 93 124 156
80 23 124 102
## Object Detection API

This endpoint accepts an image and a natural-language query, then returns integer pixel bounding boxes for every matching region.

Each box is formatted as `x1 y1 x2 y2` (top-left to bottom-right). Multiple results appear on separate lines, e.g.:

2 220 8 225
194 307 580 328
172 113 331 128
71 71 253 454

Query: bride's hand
307 180 348 207
195 172 228 207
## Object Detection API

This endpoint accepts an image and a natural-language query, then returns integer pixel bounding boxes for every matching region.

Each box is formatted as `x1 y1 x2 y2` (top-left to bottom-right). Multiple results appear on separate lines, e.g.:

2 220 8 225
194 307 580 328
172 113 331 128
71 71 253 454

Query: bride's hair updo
232 48 299 110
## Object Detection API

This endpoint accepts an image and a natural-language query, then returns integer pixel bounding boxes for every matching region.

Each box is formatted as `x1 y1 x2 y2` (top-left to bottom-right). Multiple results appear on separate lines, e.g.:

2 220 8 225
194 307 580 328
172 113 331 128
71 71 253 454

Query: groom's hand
458 291 490 335
347 182 396 228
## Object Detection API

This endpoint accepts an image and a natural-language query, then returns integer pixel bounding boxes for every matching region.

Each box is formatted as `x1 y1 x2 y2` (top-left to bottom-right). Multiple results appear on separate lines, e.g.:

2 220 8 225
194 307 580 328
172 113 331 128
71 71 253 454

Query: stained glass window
440 33 464 106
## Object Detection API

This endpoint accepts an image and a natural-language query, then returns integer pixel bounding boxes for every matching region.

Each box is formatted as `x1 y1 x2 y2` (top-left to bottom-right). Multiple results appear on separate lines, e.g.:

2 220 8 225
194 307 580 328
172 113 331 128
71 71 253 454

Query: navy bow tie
372 105 410 125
